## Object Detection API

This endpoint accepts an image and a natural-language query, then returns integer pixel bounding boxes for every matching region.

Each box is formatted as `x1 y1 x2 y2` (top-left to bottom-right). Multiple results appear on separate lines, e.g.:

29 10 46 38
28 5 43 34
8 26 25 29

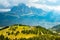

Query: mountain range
0 3 60 28
51 24 60 33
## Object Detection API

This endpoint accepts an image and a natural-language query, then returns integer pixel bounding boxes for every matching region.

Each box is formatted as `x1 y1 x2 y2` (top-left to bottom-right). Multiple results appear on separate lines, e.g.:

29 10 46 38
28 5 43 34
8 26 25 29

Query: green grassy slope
0 24 60 40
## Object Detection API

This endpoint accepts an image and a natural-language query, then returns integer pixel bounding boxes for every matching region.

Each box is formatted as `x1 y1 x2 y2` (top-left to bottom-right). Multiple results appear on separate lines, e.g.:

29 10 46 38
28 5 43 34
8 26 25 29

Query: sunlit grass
0 25 37 39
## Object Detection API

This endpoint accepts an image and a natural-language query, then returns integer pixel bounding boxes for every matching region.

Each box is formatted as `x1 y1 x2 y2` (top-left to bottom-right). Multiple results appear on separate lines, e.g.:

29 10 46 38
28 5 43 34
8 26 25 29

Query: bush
15 31 20 36
20 38 27 40
5 37 9 40
0 34 4 40
6 32 10 35
21 30 38 34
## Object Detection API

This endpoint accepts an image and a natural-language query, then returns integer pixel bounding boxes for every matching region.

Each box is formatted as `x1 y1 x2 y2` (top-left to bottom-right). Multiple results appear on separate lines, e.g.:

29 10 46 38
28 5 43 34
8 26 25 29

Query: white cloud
5 14 20 18
0 0 10 7
28 0 39 3
26 3 48 11
0 0 59 9
26 3 60 12
21 12 34 16
0 9 11 12
47 0 57 3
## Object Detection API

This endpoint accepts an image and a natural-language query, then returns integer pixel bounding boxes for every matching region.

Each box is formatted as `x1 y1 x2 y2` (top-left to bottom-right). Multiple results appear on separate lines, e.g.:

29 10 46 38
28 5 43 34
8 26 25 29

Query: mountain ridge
0 3 59 28
51 24 60 33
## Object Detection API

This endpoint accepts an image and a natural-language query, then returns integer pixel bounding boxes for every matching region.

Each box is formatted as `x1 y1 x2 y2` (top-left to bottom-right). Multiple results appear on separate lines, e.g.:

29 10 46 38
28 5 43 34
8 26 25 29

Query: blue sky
0 0 60 28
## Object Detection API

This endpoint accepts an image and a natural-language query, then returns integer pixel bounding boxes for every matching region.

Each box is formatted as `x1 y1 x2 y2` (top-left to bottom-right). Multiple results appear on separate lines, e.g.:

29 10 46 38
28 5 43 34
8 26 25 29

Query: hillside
0 24 60 40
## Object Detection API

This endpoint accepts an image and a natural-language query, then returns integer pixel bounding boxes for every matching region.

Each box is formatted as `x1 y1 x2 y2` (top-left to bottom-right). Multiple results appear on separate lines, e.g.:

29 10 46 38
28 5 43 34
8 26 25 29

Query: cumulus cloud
0 0 59 11
28 0 39 3
0 0 59 7
0 0 10 7
47 0 57 3
26 3 60 12
0 9 10 12
21 12 34 16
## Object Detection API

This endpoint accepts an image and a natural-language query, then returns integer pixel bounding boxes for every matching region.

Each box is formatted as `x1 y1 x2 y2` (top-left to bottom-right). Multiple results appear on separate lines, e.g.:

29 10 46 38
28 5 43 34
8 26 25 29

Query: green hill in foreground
0 24 60 40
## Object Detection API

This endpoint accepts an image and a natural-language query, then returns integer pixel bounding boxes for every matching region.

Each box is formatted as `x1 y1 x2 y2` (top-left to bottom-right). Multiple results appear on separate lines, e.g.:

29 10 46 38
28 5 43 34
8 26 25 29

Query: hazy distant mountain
10 4 45 16
0 3 58 28
51 24 60 32
0 4 46 27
